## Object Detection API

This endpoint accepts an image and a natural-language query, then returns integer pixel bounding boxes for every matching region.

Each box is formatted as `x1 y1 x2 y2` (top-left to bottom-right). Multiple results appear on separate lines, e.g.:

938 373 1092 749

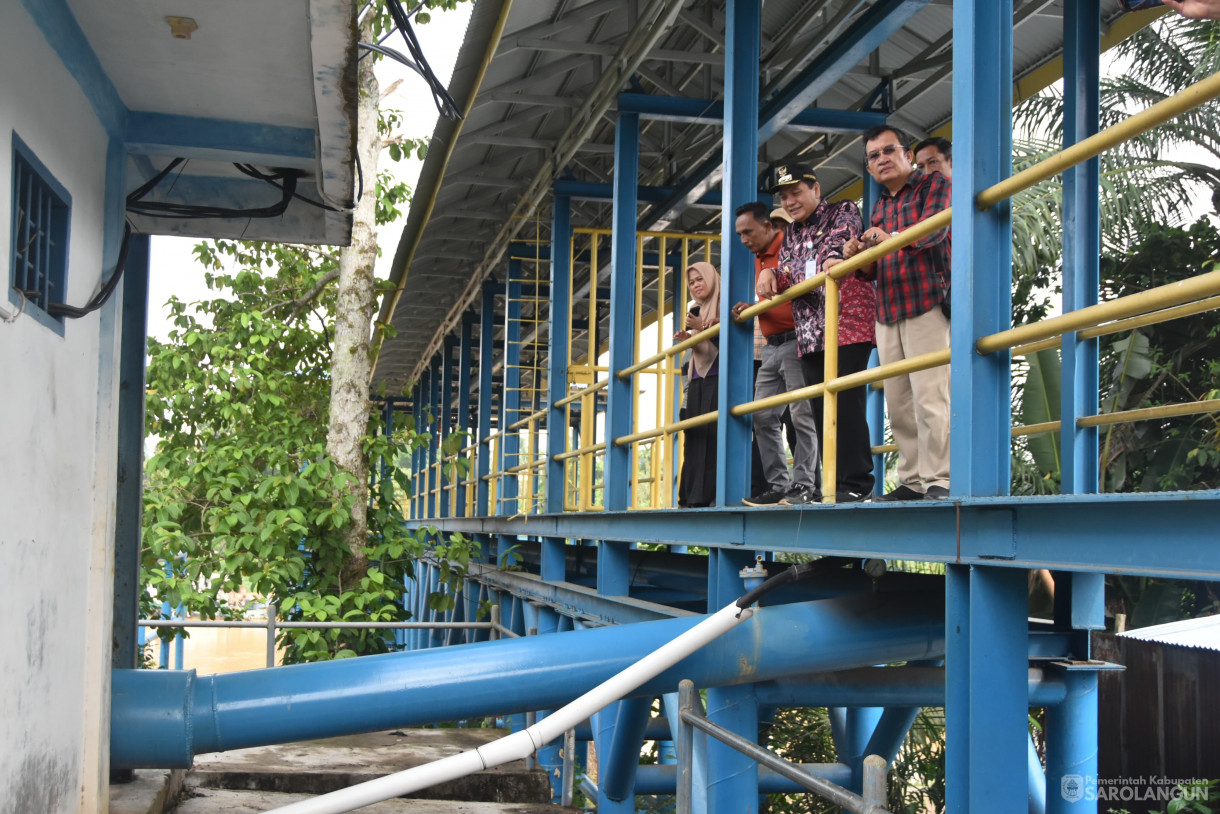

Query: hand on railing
755 267 778 299
730 302 752 321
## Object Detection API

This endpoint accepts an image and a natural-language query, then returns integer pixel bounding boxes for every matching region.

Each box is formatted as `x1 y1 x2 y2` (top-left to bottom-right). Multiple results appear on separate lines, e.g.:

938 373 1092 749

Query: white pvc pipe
267 602 754 814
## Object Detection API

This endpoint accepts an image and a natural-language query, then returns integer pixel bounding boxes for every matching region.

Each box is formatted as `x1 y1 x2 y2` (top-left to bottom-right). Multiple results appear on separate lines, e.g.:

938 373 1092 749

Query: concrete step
172 789 574 813
187 729 554 804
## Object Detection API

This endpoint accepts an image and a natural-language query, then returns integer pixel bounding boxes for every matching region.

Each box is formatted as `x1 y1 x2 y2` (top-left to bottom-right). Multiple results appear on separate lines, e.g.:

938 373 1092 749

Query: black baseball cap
768 163 817 193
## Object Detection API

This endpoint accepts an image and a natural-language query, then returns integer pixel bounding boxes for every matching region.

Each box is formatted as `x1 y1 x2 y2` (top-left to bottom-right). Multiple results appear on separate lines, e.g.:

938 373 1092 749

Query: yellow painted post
822 277 840 504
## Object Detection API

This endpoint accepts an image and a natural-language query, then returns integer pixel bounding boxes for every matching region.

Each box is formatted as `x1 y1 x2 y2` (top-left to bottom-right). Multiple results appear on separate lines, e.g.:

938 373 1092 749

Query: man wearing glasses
843 126 952 502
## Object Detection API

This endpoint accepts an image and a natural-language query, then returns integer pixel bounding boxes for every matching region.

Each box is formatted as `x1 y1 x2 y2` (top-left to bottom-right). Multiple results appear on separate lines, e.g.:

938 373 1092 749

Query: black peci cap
768 163 817 193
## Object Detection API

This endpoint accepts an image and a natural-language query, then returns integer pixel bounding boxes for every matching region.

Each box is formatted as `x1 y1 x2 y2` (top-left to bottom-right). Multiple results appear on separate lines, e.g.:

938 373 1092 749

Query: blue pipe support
602 696 653 801
842 706 885 791
594 704 634 813
1044 667 1098 813
664 690 709 814
863 706 920 767
111 592 945 768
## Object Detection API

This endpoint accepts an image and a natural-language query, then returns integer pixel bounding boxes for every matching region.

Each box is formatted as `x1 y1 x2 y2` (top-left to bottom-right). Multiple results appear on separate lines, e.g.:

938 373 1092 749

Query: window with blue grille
10 134 71 330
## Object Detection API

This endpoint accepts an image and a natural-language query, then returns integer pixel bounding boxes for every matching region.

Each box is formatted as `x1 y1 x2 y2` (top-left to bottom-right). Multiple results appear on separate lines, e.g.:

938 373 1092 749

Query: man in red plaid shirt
843 125 952 501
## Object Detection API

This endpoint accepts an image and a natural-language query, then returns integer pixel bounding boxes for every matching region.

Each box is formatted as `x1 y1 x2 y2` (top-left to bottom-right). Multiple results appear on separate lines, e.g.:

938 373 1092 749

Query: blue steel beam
501 262 523 515
112 592 946 768
716 0 761 508
458 313 475 448
427 360 440 519
756 667 1067 708
617 93 887 133
643 0 926 225
416 492 1220 580
758 0 929 143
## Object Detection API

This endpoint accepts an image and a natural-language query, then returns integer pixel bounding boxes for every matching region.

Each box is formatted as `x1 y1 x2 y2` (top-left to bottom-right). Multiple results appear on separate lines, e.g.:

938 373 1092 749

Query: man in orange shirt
733 202 820 506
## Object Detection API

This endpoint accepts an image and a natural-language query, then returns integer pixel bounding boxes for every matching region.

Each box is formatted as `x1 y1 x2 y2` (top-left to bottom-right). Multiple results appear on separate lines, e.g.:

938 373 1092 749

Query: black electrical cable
734 562 818 616
47 222 131 319
232 163 343 212
358 41 425 77
126 158 300 220
384 0 463 120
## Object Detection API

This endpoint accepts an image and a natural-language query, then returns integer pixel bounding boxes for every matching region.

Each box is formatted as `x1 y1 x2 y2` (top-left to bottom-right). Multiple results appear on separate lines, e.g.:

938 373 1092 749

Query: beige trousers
876 307 951 491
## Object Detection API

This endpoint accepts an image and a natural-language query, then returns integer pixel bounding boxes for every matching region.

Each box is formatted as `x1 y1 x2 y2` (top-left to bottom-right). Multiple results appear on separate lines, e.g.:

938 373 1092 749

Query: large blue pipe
111 593 944 769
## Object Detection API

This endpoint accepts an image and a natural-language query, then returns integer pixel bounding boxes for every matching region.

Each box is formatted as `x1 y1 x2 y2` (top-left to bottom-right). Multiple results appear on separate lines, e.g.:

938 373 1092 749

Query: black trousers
799 342 875 495
750 358 796 494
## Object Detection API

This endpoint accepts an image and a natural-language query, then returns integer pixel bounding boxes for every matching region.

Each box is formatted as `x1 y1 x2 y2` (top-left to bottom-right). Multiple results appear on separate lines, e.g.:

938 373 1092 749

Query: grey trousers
753 338 819 491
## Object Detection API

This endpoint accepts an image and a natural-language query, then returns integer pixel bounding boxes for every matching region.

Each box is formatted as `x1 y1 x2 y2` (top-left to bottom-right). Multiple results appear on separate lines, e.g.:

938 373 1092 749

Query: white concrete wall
0 4 120 812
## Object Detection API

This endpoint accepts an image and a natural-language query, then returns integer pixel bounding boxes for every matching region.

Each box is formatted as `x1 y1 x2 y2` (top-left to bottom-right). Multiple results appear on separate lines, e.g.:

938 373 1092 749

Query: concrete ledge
174 789 575 813
188 730 552 804
109 769 187 814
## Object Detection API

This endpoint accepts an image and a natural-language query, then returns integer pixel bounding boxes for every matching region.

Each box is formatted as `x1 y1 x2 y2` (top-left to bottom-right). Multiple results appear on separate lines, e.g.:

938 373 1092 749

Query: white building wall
0 4 120 812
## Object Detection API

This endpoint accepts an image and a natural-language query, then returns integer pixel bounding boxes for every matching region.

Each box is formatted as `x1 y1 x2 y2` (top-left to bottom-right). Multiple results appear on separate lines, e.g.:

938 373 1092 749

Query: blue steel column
604 112 639 512
950 0 1013 498
112 234 151 671
716 0 761 507
477 283 496 516
458 314 475 516
547 191 572 515
863 173 887 489
542 192 572 582
502 261 523 516
439 337 456 518
411 386 424 520
944 564 970 814
427 360 440 519
706 684 759 814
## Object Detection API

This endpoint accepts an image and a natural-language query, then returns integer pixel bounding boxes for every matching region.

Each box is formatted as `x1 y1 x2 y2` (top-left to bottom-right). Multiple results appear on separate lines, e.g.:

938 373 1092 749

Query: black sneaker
780 484 820 505
743 487 786 507
836 489 874 504
924 485 950 500
872 485 924 502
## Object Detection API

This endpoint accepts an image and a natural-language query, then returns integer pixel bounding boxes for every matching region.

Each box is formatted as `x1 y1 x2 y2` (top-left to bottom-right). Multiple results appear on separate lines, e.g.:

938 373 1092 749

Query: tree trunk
327 19 381 586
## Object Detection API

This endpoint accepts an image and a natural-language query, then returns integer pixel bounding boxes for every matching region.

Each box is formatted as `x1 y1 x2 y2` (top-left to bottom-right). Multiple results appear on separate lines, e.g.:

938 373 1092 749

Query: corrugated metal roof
1121 615 1220 651
372 0 1150 394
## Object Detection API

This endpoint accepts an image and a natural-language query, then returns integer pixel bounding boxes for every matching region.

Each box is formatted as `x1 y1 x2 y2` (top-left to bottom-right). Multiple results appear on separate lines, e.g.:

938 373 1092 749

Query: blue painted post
594 703 634 813
541 538 566 582
477 283 496 516
112 234 151 670
502 261 523 516
1029 732 1049 814
842 707 885 790
708 548 754 610
706 684 759 814
717 0 761 508
547 191 572 515
950 0 1014 498
604 112 639 512
439 336 456 518
1045 668 1097 813
862 706 921 767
